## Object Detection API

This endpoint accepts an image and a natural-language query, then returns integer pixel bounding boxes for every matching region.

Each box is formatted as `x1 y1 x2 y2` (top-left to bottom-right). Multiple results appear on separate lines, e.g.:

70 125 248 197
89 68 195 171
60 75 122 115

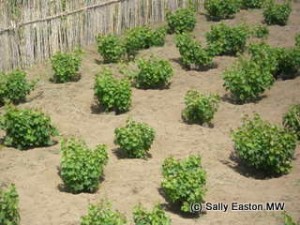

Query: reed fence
0 0 200 71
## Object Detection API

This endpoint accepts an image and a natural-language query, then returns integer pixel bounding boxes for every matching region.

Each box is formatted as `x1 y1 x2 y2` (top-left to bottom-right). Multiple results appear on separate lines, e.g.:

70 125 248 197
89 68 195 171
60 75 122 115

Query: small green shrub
251 24 269 38
114 119 155 159
223 57 274 103
0 184 20 225
283 212 299 225
96 34 125 63
133 57 173 89
232 114 297 175
296 33 300 47
0 70 35 105
60 138 108 193
133 204 171 225
248 42 278 74
241 0 264 9
94 68 132 114
151 27 167 47
182 90 220 125
81 200 126 225
51 50 82 83
124 26 153 59
166 8 196 34
248 43 300 79
206 23 249 56
274 47 300 79
204 0 241 21
161 155 206 213
0 106 58 149
175 33 214 70
124 26 167 59
283 104 300 140
263 0 291 26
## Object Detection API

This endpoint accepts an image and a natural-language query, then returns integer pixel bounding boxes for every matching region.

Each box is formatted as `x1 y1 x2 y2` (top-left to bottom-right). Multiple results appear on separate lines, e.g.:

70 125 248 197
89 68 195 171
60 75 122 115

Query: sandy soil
1 3 300 225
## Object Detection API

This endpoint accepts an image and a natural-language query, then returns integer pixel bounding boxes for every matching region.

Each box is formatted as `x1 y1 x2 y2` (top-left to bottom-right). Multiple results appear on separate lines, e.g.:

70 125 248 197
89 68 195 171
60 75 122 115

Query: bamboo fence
0 0 201 71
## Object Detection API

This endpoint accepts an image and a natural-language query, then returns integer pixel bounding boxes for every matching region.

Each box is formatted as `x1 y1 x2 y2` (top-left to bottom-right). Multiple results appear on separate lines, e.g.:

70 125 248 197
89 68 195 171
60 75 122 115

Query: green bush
166 8 196 34
81 200 126 225
51 50 82 83
274 47 300 79
133 204 171 225
241 0 264 9
263 0 291 26
124 26 167 59
60 138 108 193
251 25 269 38
283 104 300 140
161 155 206 213
0 106 58 150
182 90 220 125
114 119 155 159
296 33 300 47
151 27 167 47
175 33 214 70
248 42 278 74
124 26 153 59
283 212 299 225
204 0 241 21
96 34 125 63
232 114 297 175
133 57 173 89
248 43 300 79
94 68 132 114
0 70 35 105
223 57 274 103
206 23 249 56
0 184 20 225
